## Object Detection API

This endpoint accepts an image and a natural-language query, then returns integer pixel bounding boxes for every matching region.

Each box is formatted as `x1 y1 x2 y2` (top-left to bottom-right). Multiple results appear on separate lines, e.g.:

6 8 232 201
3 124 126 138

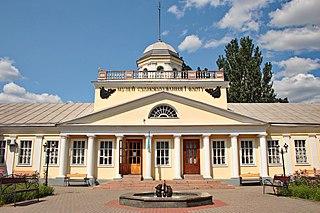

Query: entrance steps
122 175 142 182
183 174 203 180
95 179 234 190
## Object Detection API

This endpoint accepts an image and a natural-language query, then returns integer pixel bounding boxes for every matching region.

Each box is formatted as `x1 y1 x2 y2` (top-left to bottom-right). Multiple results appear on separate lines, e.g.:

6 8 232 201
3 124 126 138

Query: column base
113 174 122 180
143 177 153 181
203 176 213 180
173 177 183 180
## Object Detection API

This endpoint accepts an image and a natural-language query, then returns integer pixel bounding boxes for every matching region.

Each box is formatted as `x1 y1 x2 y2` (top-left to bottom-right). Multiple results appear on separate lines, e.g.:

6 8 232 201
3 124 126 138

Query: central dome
143 40 177 54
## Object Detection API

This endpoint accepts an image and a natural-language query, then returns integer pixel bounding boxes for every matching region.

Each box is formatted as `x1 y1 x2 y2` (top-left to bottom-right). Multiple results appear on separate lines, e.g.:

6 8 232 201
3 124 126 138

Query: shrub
0 185 54 206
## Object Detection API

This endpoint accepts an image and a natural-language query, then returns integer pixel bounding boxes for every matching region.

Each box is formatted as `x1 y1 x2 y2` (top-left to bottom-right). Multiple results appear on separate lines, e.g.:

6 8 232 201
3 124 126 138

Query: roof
143 40 177 54
0 102 319 127
0 103 93 126
228 103 320 124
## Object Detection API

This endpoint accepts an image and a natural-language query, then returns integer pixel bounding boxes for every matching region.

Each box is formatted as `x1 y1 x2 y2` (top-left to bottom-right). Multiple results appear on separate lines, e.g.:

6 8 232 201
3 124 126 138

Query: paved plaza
1 186 319 213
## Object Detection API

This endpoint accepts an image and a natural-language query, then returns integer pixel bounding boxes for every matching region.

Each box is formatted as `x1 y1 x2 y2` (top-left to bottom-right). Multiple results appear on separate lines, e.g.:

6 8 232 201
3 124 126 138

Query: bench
64 173 89 186
305 169 320 177
240 173 262 186
12 170 39 179
263 175 290 194
0 174 39 206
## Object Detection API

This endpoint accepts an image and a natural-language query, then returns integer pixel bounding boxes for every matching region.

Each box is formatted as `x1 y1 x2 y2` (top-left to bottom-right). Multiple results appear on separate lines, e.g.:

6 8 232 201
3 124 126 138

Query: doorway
183 139 200 174
119 139 142 175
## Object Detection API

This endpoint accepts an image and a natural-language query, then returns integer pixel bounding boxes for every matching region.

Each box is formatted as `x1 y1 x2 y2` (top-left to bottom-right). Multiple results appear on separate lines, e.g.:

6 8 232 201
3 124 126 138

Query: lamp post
43 142 55 186
277 143 289 176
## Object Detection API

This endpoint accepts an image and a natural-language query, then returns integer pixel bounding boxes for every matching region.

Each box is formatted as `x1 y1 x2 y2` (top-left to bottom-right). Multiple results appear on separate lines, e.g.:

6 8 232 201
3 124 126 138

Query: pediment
61 92 265 126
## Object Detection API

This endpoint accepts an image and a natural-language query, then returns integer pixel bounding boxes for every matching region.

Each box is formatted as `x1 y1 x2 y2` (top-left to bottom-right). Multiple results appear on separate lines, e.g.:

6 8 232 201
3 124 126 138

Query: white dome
143 40 177 54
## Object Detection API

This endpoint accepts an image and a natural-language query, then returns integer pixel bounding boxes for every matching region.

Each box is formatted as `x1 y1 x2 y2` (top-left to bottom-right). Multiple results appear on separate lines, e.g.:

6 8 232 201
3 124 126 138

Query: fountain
119 180 213 208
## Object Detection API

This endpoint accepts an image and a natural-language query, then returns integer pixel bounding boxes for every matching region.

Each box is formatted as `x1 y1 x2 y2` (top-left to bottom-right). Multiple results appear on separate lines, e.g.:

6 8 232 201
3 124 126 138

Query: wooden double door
119 139 142 175
183 139 200 174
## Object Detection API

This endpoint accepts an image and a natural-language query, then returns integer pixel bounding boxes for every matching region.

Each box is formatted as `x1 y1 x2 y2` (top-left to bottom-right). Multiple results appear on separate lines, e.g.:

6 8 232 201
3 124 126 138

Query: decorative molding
100 87 116 99
205 86 221 98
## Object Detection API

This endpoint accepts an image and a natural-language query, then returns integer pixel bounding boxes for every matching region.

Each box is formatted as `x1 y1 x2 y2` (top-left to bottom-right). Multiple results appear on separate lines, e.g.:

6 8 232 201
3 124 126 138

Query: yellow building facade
0 40 319 185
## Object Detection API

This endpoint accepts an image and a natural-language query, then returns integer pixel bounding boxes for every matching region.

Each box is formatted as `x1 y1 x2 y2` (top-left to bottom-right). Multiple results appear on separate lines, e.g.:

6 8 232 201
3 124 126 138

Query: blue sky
0 0 319 103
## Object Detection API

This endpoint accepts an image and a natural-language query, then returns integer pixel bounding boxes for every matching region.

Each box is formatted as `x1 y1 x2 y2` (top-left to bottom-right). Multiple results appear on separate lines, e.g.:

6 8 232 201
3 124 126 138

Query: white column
34 135 43 174
87 135 96 178
203 134 212 179
283 134 293 175
58 135 68 177
144 134 152 180
309 134 319 169
230 134 239 178
174 135 182 180
114 135 123 179
6 135 17 175
259 134 269 178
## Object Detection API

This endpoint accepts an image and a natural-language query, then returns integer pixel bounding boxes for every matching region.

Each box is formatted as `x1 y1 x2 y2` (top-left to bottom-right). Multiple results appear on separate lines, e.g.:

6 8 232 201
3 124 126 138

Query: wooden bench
240 173 262 186
305 169 320 177
0 174 39 206
12 170 39 179
263 175 290 194
64 173 89 186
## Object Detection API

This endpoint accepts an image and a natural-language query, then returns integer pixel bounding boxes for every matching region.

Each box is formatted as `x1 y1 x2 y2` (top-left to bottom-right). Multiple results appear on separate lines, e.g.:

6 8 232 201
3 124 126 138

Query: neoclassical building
0 40 319 185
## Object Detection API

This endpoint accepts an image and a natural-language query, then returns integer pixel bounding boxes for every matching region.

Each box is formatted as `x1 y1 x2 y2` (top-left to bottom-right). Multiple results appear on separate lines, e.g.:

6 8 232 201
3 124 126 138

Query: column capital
282 134 291 138
308 134 316 138
258 133 268 138
115 135 124 139
60 134 69 138
87 134 96 138
173 134 181 138
35 134 43 139
202 134 211 138
229 133 239 138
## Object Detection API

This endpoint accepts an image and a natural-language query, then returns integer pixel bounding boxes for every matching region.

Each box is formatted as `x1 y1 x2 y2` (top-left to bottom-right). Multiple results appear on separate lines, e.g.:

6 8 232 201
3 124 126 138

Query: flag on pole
147 131 151 153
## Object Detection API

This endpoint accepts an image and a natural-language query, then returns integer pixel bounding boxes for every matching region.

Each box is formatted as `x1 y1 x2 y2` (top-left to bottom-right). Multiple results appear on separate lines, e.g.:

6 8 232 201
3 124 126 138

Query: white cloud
168 5 185 19
0 82 62 103
274 56 320 78
217 0 269 32
204 35 232 48
269 0 320 27
178 35 202 53
161 30 169 36
168 0 228 18
274 74 320 103
0 57 23 82
259 27 320 52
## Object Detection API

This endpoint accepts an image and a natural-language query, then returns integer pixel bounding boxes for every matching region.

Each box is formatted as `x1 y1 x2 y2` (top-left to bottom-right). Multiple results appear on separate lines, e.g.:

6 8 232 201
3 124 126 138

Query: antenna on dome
158 1 161 41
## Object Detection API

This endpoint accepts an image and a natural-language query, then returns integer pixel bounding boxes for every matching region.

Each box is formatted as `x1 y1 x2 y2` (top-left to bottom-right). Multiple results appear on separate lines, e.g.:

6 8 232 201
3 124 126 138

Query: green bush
0 185 54 206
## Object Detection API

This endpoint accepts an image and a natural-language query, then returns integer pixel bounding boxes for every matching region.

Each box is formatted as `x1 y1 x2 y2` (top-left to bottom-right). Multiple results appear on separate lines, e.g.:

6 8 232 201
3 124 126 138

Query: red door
183 139 200 174
119 139 142 175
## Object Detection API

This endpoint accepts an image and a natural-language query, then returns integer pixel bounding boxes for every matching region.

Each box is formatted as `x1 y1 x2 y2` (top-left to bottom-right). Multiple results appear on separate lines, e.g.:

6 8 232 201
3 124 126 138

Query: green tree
217 36 288 103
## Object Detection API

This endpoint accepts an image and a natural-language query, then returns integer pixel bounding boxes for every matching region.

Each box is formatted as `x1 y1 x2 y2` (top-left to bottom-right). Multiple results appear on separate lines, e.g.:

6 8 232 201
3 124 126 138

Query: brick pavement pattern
1 186 319 213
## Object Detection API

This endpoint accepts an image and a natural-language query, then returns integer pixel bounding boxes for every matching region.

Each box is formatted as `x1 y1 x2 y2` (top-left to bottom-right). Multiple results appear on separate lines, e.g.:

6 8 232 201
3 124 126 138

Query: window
71 140 86 165
45 140 59 165
294 139 308 164
267 140 280 165
157 66 164 71
18 140 33 165
212 140 226 166
240 140 255 165
98 140 113 166
155 140 170 166
0 140 6 164
149 105 178 118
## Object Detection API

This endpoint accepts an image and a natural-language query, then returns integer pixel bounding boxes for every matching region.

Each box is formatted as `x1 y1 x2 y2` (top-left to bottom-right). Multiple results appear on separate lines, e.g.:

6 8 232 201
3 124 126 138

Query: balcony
97 70 224 81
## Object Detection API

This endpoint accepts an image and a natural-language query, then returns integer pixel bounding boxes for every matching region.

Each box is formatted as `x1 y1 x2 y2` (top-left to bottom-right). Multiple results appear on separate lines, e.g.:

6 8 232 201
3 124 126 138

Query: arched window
149 104 178 118
157 66 164 71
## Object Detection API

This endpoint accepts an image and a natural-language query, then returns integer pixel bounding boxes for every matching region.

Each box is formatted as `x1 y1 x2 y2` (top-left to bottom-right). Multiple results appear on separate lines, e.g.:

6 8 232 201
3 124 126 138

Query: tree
217 36 288 103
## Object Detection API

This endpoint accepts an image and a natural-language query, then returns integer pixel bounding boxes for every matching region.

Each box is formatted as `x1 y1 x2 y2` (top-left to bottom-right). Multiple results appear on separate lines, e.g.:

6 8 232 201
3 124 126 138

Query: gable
62 92 265 126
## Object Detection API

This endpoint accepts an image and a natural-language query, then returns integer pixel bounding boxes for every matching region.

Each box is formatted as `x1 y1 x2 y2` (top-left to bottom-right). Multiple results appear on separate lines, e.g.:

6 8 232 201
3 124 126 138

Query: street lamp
277 143 289 176
43 142 55 186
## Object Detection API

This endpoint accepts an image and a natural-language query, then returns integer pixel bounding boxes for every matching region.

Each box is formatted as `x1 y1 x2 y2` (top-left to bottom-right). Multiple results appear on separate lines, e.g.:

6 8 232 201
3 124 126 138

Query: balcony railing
97 70 224 80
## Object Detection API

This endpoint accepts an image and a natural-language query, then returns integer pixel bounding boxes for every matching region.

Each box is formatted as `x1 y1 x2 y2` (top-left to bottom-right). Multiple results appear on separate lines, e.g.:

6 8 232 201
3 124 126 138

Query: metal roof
228 103 320 124
0 102 319 126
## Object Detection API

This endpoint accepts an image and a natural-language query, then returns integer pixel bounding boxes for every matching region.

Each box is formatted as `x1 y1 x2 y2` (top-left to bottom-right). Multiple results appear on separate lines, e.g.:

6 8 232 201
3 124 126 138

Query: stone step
183 174 204 180
122 175 142 182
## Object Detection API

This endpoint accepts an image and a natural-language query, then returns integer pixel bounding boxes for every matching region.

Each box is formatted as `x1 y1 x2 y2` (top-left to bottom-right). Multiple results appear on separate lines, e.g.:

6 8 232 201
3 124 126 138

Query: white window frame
211 139 228 167
267 139 281 166
98 139 114 167
240 139 256 166
17 139 33 166
0 140 6 165
70 139 87 166
293 138 309 165
154 139 171 167
43 139 60 166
